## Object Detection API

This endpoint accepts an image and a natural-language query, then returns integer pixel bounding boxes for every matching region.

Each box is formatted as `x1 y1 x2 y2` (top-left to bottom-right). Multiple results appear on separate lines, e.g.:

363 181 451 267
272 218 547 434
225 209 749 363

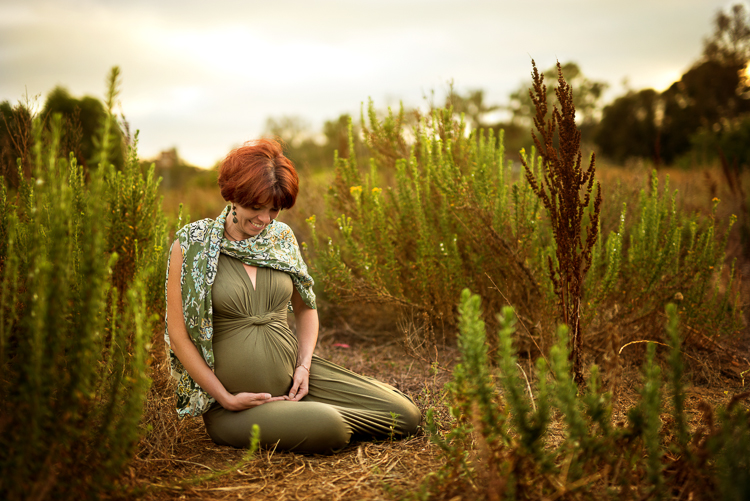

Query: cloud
0 0 733 165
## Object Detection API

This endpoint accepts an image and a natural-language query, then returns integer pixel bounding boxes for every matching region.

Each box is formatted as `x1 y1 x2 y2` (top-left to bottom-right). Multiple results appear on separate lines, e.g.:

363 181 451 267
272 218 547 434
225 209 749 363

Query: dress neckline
222 253 265 293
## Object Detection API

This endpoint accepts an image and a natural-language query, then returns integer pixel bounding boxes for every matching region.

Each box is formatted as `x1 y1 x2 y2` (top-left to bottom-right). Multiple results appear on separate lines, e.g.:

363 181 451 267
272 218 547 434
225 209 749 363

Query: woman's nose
259 211 271 223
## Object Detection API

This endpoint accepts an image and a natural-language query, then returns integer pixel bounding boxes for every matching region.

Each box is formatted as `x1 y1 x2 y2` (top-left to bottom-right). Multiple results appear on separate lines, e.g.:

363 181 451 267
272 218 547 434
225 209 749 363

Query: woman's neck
223 220 245 241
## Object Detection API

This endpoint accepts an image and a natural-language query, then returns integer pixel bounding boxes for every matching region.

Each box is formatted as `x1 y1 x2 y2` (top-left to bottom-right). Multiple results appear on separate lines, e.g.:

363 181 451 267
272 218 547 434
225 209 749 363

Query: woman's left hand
288 365 309 401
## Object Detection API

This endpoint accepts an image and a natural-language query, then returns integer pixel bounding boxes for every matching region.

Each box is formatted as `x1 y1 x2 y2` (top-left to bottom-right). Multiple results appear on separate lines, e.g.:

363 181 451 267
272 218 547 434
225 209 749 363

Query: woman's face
231 202 280 239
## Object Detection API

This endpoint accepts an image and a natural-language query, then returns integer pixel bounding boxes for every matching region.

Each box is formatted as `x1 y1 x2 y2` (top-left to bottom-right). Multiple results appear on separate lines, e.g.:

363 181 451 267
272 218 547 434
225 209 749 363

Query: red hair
218 138 299 210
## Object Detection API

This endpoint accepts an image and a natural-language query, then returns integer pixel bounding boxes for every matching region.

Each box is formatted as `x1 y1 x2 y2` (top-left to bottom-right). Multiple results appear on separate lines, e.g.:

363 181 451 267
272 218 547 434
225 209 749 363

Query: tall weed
521 60 602 383
0 67 168 499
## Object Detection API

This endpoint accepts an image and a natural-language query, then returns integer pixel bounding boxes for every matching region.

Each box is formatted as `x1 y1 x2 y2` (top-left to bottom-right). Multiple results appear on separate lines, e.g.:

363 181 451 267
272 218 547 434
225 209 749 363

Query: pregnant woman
165 138 420 454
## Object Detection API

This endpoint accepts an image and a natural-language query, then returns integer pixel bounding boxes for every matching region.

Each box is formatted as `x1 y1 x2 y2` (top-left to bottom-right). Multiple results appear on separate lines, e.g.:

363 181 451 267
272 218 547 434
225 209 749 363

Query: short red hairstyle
218 138 299 209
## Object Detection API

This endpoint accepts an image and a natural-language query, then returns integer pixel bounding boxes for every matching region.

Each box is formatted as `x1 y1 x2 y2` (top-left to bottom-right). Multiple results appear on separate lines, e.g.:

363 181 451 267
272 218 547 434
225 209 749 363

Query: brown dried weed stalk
521 60 602 385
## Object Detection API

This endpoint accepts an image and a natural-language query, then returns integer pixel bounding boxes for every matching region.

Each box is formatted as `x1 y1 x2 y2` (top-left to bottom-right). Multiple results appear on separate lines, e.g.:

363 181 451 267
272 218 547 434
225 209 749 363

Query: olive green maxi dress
202 254 421 454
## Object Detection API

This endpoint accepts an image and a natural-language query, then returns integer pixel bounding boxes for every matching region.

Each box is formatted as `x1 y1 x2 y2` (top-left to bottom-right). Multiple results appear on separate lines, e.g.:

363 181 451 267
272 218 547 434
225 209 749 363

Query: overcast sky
0 0 741 167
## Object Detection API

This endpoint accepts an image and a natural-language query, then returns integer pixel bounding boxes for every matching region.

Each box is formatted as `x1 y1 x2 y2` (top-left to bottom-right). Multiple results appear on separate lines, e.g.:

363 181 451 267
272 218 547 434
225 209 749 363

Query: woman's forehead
239 199 279 209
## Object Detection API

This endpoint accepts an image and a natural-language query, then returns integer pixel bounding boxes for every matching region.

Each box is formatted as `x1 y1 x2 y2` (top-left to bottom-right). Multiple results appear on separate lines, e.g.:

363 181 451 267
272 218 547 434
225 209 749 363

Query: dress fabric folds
202 254 420 454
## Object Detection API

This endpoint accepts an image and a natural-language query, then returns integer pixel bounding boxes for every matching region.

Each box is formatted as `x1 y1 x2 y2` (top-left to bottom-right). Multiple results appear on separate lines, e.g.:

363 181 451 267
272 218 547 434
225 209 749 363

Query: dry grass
127 433 440 501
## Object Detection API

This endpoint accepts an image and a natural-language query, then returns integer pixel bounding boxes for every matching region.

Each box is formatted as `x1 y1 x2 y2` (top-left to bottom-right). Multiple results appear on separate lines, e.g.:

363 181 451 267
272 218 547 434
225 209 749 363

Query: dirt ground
119 298 749 501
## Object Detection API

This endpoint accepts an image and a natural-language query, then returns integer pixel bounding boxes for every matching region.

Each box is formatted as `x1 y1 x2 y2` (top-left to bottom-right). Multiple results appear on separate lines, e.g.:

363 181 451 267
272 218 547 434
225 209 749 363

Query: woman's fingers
288 379 301 400
289 369 309 401
229 392 286 411
292 385 308 401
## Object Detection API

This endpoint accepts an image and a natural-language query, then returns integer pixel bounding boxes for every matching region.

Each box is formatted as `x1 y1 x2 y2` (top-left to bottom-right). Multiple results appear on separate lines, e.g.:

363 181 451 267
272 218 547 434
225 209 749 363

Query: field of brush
131 156 749 500
1 69 749 501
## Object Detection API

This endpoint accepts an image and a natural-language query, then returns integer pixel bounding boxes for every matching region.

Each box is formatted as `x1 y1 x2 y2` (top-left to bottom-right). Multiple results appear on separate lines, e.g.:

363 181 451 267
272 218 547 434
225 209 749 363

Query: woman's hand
288 366 309 401
220 392 287 412
290 288 316 402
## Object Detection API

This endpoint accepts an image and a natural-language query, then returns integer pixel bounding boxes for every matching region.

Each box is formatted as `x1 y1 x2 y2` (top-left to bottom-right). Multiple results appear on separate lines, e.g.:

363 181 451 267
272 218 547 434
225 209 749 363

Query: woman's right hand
220 392 287 412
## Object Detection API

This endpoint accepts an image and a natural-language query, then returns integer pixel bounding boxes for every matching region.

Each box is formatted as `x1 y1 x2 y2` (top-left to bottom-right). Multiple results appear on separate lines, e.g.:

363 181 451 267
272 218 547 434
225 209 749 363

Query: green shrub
104 131 167 308
306 88 740 347
0 67 167 500
419 290 750 500
307 104 551 335
585 172 742 338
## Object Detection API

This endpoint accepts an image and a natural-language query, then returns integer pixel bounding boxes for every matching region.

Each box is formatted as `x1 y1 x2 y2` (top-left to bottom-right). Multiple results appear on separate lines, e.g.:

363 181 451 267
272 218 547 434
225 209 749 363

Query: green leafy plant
585 172 741 344
0 67 167 500
307 105 551 338
99 69 167 308
420 290 750 500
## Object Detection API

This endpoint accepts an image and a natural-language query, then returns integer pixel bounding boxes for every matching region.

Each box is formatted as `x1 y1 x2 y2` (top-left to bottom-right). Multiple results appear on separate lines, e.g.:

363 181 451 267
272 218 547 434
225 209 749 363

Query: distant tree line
436 3 750 169
0 87 124 187
596 3 750 168
269 5 750 171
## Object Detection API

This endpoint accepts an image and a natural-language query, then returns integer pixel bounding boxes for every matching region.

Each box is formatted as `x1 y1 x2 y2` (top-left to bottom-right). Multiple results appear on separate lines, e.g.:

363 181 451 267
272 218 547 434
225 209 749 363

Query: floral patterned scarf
164 205 316 418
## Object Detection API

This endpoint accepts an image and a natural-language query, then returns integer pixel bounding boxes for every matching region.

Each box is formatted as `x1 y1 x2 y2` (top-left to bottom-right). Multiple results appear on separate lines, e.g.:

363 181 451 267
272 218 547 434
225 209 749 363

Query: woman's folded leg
202 355 422 453
304 355 421 439
203 400 351 454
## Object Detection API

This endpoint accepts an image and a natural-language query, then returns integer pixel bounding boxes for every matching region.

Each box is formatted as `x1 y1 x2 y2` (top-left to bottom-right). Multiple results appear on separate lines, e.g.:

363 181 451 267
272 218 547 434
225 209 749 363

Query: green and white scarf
164 205 316 418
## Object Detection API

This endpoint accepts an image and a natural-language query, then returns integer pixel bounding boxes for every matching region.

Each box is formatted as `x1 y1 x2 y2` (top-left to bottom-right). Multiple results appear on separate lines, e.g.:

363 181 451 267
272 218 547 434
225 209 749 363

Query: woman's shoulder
268 219 292 235
266 220 298 245
176 218 216 245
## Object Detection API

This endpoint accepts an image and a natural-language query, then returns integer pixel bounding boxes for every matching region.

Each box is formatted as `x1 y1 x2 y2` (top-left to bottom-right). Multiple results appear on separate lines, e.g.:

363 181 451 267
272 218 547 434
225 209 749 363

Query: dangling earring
232 205 238 224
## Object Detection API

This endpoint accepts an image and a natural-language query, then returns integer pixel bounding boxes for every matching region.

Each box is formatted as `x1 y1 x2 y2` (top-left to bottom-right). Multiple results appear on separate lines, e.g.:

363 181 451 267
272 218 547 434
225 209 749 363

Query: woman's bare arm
287 288 319 401
167 240 286 411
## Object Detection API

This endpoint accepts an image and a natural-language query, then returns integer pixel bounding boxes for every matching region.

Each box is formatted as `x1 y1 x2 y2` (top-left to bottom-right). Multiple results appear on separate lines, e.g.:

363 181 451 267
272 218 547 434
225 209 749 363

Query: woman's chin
244 224 265 236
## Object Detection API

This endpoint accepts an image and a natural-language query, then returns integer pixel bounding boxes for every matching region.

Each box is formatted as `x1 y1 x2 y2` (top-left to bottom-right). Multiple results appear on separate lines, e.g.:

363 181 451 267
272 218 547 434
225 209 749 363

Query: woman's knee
279 403 350 454
391 395 421 435
204 401 351 453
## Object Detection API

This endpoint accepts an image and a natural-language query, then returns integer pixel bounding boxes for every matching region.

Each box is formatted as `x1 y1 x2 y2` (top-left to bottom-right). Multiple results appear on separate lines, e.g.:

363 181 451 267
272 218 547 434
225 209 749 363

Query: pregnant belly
212 322 297 397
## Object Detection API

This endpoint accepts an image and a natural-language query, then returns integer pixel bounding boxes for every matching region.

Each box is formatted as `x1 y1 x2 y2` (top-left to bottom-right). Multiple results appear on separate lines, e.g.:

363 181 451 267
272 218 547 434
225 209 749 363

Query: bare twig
516 362 537 412
618 340 671 355
486 272 550 368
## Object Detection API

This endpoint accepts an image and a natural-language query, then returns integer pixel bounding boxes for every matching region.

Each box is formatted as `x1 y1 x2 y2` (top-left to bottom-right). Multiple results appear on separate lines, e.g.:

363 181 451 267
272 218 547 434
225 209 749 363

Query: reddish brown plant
521 60 602 385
